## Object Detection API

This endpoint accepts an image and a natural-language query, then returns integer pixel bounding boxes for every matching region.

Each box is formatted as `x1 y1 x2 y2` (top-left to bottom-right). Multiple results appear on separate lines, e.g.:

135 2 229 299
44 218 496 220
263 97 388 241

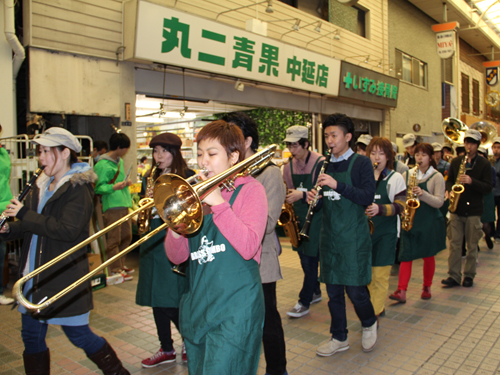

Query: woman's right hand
0 222 10 234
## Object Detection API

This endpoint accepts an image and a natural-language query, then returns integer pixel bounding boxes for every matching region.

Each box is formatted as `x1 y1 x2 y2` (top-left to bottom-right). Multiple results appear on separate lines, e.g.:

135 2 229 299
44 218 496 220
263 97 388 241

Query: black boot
23 349 50 375
88 341 130 375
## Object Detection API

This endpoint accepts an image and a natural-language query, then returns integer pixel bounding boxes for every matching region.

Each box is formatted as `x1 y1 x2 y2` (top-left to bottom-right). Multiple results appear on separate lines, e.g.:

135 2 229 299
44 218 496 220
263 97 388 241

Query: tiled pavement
2 238 500 374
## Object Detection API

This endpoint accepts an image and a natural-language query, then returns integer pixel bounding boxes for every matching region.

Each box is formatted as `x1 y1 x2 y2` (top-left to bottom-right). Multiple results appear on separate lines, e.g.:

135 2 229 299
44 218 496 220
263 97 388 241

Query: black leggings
153 307 180 352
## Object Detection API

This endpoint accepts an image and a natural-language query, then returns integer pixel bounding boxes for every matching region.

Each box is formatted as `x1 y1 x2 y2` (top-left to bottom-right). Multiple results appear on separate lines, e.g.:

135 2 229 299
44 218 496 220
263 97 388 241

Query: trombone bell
153 174 203 235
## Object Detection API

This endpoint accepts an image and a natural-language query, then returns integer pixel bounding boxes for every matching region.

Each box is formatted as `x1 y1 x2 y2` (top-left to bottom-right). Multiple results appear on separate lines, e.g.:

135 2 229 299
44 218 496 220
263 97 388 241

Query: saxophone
448 152 467 213
137 162 159 235
277 158 301 248
402 164 421 232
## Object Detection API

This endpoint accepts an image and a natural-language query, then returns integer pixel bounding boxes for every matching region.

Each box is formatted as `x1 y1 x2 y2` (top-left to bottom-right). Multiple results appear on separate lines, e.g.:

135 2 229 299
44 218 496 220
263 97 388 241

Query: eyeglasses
286 142 300 149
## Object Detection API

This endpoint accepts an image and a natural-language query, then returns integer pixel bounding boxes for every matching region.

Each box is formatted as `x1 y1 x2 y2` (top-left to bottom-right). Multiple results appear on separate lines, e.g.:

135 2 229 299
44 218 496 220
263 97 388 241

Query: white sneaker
362 321 377 352
113 270 133 282
0 295 15 305
311 292 322 304
287 302 309 318
316 338 349 356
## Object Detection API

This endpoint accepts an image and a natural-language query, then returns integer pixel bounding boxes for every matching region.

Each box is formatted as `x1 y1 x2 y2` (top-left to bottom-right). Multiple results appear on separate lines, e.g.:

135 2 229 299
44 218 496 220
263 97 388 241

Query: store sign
431 22 459 59
133 1 341 96
338 62 399 107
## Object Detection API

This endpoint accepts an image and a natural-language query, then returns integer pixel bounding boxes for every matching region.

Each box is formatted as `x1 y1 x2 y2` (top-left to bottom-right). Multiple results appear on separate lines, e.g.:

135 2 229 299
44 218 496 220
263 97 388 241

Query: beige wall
388 0 443 143
24 0 390 74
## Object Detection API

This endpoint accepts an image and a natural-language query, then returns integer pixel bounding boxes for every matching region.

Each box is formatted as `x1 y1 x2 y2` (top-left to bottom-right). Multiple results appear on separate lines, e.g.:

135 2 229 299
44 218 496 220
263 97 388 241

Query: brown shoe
389 289 406 303
421 286 431 300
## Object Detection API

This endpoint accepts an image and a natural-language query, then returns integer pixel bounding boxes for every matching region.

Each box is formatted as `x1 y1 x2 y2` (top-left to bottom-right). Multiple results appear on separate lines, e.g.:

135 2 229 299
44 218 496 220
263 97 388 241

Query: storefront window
395 50 427 89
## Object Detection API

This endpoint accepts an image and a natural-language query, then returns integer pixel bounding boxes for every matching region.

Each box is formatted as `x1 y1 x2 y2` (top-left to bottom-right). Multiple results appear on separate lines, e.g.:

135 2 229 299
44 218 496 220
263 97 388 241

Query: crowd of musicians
0 112 498 375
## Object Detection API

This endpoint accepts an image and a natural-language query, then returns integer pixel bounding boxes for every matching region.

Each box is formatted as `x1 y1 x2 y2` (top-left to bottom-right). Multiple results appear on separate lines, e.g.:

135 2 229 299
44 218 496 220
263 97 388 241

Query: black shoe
23 349 50 375
462 277 473 287
441 277 460 288
486 236 494 250
88 341 130 375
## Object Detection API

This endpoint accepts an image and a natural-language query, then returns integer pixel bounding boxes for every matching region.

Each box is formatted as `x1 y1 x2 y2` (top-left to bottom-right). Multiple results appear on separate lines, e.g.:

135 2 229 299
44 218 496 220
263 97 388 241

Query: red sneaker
141 348 176 368
389 289 406 303
182 343 187 363
421 286 431 300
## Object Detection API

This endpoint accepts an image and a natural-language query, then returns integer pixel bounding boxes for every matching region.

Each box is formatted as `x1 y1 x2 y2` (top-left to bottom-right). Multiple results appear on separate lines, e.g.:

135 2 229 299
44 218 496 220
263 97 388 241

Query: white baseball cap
31 127 82 153
283 125 308 143
432 142 443 152
402 133 416 148
464 129 481 143
356 134 373 146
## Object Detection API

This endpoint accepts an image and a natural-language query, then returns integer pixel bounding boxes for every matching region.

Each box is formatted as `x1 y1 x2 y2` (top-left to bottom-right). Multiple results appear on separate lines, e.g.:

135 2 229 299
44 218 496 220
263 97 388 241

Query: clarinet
298 149 332 240
0 166 45 230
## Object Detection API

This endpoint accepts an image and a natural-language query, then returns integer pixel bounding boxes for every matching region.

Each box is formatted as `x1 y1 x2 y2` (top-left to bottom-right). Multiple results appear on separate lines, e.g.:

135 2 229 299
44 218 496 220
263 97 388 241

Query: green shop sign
339 62 399 107
132 1 341 96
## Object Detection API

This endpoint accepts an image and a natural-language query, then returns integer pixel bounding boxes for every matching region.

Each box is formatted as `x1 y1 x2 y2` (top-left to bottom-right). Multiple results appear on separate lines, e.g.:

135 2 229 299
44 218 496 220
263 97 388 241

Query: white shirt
331 148 354 163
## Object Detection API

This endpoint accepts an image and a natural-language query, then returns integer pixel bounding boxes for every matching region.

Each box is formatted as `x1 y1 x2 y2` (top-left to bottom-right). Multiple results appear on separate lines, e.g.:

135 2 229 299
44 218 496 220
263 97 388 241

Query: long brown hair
150 144 190 180
196 120 245 163
366 136 395 170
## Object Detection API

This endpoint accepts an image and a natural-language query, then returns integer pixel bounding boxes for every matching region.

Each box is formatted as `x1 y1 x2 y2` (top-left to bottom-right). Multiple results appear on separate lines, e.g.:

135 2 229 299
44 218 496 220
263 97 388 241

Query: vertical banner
431 22 459 59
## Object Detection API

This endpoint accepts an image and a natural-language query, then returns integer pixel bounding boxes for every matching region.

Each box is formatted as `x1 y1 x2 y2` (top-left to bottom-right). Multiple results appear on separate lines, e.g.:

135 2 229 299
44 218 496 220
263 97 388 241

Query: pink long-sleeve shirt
165 175 268 264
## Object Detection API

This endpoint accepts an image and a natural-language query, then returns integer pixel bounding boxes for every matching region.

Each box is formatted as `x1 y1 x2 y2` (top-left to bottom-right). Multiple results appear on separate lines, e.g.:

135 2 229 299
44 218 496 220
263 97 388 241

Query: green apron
319 153 372 286
136 217 188 307
291 156 322 256
437 163 450 219
371 171 398 267
181 185 264 375
481 191 495 223
400 172 446 262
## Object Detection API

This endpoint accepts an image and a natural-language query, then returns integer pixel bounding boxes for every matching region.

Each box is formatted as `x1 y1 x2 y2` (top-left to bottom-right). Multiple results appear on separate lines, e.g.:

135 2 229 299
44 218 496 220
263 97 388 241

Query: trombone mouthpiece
373 162 379 170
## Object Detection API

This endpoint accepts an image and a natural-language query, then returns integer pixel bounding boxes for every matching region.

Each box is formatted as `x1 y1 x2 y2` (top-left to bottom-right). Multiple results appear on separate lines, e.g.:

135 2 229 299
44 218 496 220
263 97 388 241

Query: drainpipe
4 0 25 80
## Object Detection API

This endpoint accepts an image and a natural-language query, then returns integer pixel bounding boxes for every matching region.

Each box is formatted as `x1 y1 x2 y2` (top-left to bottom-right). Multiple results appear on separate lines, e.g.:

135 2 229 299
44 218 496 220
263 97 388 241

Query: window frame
395 49 428 89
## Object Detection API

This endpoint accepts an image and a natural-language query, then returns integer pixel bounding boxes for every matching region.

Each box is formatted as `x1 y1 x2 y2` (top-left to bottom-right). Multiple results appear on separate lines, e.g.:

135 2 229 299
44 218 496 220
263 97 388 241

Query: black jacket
446 154 492 217
1 166 96 319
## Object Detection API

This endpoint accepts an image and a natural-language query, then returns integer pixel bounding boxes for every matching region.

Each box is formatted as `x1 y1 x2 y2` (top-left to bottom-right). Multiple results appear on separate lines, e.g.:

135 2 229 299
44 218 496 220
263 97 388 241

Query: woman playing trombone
0 128 129 375
165 120 267 375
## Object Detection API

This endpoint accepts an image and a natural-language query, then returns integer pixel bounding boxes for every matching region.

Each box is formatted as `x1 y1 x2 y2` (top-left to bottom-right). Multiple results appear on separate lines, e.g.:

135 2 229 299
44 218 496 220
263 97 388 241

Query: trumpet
299 149 332 240
13 144 277 312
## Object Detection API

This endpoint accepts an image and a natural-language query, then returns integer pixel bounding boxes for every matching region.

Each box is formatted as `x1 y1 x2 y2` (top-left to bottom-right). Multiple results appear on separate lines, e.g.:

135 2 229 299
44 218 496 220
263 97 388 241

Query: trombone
13 144 278 313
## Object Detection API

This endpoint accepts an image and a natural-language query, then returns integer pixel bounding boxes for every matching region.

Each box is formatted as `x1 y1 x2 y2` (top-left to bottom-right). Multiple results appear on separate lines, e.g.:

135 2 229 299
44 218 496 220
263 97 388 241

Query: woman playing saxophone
389 143 446 304
137 133 195 367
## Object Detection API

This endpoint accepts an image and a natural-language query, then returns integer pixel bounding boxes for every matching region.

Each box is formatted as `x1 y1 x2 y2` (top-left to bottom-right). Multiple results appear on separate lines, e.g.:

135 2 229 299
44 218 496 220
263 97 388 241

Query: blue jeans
0 240 5 295
298 251 321 308
21 314 105 355
326 284 376 342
